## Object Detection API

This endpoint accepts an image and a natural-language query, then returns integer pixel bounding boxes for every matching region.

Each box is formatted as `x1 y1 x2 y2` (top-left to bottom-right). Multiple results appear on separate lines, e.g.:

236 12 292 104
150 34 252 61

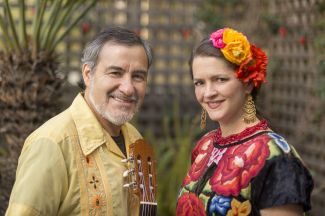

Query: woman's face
192 56 251 125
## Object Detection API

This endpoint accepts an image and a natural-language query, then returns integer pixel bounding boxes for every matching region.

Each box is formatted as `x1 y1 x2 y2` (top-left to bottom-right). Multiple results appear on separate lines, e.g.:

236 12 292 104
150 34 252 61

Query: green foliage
261 15 282 35
144 100 201 216
195 0 241 33
0 0 98 58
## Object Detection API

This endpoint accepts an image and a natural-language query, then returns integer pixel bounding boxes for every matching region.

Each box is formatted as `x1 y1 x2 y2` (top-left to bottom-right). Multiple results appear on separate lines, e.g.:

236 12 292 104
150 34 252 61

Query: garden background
0 0 324 215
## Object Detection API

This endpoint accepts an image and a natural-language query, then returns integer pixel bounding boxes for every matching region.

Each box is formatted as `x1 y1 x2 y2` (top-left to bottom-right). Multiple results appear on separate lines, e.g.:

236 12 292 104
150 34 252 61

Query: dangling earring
243 95 257 124
200 109 207 130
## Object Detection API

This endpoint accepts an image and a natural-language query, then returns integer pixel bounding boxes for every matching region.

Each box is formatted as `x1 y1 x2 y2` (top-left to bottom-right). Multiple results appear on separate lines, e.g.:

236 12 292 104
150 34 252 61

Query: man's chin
103 112 135 126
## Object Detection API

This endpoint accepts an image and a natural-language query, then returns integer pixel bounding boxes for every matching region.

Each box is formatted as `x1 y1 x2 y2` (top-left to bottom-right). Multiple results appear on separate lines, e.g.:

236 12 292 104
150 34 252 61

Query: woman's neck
219 119 261 137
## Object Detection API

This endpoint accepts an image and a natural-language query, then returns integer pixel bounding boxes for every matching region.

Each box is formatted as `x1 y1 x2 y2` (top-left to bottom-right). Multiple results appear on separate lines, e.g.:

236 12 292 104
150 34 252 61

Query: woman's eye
216 77 229 82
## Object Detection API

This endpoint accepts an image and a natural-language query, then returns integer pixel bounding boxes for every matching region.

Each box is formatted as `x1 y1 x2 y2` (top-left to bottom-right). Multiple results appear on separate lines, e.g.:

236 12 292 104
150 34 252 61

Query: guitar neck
140 202 157 216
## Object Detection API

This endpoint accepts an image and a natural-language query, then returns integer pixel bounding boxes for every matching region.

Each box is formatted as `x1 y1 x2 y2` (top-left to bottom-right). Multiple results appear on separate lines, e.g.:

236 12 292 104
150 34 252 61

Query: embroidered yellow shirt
6 93 141 216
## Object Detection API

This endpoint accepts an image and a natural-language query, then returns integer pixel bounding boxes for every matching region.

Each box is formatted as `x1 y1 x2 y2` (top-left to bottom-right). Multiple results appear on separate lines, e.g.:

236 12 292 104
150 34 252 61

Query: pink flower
210 29 226 48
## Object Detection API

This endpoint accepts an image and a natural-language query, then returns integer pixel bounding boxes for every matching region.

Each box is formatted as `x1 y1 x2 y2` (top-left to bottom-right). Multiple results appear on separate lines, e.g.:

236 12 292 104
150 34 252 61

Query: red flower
81 22 91 34
236 45 268 88
176 193 206 216
278 27 287 38
188 134 214 182
210 135 270 196
299 36 306 45
182 29 191 39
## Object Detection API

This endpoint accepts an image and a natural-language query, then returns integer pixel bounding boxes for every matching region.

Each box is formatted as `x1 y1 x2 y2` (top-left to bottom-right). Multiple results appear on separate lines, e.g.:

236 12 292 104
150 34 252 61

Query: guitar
122 139 157 216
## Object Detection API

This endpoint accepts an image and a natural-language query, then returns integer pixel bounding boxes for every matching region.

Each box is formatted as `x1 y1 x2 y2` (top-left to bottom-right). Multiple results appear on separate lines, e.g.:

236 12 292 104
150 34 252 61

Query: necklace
213 120 268 146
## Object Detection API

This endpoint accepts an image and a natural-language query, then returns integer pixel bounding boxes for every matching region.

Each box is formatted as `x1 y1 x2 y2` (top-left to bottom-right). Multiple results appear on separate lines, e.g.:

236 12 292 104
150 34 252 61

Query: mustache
108 91 138 102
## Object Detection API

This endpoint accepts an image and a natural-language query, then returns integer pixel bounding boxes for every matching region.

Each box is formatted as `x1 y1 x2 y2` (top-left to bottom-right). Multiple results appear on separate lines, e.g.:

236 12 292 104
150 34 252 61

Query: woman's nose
204 83 217 98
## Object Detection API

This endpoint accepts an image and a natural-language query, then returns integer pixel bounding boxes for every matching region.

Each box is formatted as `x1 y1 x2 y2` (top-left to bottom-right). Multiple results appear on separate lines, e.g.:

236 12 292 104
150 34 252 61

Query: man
6 26 153 215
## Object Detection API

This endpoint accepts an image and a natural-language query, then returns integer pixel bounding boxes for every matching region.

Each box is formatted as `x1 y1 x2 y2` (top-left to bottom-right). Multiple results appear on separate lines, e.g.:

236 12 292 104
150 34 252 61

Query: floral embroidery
76 144 108 215
188 136 214 182
210 135 270 196
89 175 99 189
226 199 251 216
209 195 232 215
92 195 104 209
176 193 206 216
268 132 290 153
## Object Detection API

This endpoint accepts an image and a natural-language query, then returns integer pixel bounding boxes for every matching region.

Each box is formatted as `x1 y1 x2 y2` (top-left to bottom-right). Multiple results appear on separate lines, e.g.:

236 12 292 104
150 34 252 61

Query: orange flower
92 195 104 209
226 199 251 216
221 28 251 65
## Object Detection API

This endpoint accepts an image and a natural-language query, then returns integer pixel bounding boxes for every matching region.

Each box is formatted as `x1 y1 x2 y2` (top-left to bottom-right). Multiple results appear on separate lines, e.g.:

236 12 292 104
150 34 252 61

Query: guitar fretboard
139 202 157 216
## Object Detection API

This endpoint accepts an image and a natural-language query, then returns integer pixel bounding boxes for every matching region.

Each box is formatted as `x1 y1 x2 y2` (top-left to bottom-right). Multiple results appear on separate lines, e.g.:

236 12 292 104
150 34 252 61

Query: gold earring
200 109 207 130
243 95 257 124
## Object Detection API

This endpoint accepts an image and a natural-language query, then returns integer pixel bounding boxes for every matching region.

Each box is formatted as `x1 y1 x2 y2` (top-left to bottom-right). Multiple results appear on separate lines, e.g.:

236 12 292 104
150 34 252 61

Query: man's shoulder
26 107 77 146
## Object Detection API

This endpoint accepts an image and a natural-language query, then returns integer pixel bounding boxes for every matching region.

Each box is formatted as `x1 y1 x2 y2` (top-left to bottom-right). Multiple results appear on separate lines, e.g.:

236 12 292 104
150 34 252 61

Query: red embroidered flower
182 174 192 186
188 135 214 182
176 193 206 216
210 135 270 196
236 45 267 88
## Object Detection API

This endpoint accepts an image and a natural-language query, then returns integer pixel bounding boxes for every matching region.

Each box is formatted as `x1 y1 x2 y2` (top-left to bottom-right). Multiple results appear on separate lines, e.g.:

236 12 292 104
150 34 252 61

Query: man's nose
119 77 135 96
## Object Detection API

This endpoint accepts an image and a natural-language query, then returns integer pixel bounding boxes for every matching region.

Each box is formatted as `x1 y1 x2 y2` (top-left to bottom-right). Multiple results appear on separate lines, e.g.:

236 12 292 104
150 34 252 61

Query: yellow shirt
6 93 141 216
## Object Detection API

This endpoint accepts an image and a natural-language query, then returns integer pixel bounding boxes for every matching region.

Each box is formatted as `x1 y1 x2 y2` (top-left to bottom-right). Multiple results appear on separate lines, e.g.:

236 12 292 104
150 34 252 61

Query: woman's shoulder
191 129 217 164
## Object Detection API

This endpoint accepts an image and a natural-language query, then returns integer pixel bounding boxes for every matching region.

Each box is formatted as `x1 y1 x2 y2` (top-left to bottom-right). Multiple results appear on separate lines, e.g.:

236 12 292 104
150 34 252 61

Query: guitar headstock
122 139 157 208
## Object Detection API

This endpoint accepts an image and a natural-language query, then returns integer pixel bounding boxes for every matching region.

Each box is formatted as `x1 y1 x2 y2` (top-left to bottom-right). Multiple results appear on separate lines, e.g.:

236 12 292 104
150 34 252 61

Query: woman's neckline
213 120 269 146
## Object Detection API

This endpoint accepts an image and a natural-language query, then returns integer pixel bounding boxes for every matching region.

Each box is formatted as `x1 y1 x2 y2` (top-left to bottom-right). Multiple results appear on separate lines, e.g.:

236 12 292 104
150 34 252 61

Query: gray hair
79 26 153 89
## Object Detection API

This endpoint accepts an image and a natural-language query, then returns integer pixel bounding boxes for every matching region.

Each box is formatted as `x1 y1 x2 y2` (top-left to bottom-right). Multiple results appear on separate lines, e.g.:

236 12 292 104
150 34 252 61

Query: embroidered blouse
6 93 141 216
176 121 313 216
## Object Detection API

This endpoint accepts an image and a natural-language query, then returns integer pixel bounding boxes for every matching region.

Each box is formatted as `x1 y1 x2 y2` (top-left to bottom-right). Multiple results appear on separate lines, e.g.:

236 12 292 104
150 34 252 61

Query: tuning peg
123 182 136 188
123 169 134 177
121 157 133 163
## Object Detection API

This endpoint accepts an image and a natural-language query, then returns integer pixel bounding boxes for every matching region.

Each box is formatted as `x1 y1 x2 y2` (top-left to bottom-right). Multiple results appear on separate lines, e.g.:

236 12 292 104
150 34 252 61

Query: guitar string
138 159 149 216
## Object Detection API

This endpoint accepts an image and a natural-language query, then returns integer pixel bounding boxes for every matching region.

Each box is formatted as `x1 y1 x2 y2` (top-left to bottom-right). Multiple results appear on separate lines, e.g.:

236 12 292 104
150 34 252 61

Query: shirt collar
70 93 106 156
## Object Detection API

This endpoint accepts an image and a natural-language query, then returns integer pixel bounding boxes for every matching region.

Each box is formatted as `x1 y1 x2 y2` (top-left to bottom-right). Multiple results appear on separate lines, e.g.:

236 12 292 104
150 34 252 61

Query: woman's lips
207 100 224 109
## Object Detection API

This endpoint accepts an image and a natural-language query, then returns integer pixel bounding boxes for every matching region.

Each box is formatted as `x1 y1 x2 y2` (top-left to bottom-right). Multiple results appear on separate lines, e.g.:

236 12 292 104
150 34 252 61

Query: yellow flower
226 199 251 216
221 28 251 65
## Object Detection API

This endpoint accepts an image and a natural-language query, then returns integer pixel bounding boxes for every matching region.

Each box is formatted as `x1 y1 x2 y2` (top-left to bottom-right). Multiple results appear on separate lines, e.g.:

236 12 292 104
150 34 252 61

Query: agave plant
0 0 97 213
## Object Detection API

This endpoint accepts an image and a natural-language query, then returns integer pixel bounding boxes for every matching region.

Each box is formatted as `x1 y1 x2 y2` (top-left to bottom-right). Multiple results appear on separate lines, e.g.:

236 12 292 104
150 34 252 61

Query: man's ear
82 64 92 88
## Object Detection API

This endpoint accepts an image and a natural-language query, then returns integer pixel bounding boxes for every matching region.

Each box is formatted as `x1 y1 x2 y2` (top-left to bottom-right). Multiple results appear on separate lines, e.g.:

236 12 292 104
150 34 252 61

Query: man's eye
133 74 146 81
110 71 122 76
194 81 203 86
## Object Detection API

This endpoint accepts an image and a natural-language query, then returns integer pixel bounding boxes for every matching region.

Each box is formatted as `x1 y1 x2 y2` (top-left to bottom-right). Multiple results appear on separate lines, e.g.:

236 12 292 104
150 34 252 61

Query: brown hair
189 38 237 79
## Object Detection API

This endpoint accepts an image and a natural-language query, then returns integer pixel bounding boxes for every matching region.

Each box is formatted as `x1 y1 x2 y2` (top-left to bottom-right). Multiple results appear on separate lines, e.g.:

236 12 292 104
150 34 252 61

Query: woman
176 28 313 216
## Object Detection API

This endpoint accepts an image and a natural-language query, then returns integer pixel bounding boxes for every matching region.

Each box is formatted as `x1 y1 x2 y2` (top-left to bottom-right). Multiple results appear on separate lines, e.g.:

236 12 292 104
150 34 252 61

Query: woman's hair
189 38 237 79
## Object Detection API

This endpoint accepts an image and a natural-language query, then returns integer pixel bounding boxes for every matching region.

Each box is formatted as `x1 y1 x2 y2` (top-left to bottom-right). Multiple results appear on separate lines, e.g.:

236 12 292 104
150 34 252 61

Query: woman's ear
244 82 254 94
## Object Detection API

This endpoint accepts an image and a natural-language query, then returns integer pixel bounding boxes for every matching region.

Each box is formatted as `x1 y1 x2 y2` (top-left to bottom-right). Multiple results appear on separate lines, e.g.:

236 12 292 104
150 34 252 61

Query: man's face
83 42 148 126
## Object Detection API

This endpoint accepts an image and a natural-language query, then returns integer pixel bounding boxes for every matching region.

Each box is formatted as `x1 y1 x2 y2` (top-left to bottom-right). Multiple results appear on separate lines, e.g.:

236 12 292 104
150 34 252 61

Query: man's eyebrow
134 69 148 75
106 66 124 72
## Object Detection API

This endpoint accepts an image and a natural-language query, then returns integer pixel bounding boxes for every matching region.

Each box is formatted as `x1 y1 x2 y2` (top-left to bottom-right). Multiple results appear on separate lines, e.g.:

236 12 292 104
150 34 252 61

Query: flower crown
209 28 267 88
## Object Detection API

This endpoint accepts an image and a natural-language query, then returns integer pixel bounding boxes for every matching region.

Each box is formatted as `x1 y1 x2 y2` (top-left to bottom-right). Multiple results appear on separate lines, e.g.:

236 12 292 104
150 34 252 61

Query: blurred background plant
139 99 201 215
0 0 98 213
